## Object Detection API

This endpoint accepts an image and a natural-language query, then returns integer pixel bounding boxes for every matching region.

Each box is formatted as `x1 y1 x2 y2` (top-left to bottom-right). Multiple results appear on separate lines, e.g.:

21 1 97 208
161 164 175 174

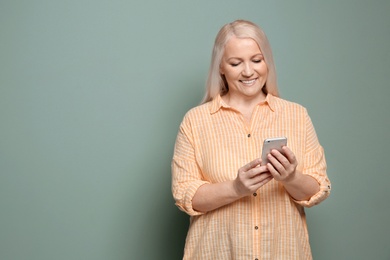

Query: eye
253 59 262 63
230 62 240 67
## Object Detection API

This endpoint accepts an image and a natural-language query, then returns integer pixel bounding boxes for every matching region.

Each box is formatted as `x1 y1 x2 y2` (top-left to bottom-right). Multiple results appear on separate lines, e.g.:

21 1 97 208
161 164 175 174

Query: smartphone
261 137 287 165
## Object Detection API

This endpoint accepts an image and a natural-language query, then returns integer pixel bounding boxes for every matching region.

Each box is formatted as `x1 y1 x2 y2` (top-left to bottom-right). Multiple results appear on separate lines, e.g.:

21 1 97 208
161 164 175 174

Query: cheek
224 66 241 79
256 65 268 77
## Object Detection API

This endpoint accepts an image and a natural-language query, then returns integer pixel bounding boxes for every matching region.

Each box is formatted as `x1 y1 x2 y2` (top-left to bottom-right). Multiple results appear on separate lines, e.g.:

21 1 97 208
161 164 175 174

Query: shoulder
270 95 308 115
180 101 212 127
183 101 212 119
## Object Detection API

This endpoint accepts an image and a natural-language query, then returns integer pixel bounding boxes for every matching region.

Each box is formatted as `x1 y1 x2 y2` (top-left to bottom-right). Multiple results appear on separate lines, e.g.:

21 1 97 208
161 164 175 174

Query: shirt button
255 226 258 230
253 193 257 197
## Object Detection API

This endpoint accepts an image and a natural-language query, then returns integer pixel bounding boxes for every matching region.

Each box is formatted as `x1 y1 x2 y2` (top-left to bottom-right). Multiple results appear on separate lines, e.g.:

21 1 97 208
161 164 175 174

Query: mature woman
172 19 331 260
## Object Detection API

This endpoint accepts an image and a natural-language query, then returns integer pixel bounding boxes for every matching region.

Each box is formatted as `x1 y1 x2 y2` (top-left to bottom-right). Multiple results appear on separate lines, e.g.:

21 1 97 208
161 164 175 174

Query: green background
1 0 389 259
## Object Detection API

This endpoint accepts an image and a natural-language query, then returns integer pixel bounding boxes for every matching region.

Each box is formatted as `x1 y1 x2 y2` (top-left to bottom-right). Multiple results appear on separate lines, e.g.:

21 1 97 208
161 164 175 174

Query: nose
242 62 254 77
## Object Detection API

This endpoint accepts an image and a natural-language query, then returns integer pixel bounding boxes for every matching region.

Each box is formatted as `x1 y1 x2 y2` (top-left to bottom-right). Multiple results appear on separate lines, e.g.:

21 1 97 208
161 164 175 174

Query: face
220 36 268 102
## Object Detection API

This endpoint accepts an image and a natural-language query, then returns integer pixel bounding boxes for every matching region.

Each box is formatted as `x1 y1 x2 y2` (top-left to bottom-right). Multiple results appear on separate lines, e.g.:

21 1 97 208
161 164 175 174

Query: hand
266 146 298 183
233 158 273 197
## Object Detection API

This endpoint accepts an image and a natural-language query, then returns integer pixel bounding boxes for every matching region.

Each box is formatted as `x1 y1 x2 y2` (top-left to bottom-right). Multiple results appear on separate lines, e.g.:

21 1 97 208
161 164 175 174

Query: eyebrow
226 53 264 61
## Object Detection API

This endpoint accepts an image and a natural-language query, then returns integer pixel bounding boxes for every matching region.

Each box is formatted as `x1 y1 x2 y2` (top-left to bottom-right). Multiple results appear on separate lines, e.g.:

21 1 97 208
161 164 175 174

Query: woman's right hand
192 158 273 213
233 158 273 197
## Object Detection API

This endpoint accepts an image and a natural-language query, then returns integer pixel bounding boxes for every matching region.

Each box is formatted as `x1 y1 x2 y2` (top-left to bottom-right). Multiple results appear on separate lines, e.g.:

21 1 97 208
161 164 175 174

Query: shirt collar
209 93 276 114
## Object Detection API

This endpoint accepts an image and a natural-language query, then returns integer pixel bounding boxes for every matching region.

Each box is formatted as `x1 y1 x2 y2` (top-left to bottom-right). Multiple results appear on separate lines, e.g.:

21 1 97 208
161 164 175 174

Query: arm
172 113 273 215
266 146 320 201
192 158 273 213
266 111 331 206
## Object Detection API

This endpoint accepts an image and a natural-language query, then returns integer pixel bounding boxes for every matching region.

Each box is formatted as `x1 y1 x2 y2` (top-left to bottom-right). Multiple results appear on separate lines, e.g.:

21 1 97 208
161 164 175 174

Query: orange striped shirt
172 94 331 260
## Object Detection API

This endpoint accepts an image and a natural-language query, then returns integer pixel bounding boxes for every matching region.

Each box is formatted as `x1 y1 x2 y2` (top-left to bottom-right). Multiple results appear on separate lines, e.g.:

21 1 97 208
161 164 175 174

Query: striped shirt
172 94 331 260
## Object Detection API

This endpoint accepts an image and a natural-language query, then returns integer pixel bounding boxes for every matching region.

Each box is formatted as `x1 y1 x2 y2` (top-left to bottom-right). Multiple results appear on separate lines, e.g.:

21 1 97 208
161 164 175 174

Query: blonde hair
201 20 279 103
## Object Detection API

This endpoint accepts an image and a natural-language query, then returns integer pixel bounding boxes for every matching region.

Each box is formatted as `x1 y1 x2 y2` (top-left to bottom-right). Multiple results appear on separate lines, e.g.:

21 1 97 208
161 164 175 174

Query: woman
172 20 331 260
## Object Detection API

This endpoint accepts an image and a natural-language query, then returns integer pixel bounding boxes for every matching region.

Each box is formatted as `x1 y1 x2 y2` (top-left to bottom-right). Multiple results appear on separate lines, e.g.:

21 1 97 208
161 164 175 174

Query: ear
219 65 224 75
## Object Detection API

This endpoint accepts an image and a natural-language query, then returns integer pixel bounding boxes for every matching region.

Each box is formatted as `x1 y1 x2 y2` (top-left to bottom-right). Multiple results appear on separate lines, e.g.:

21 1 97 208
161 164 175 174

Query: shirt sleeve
293 110 331 207
171 114 210 216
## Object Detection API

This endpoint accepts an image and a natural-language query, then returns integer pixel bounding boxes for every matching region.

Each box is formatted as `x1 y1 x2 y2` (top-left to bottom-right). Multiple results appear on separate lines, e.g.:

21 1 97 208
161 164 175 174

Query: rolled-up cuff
293 174 331 208
175 180 210 216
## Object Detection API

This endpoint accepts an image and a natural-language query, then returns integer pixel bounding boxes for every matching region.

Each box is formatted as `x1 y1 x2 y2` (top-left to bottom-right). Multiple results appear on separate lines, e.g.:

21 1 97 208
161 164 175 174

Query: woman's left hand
266 146 298 184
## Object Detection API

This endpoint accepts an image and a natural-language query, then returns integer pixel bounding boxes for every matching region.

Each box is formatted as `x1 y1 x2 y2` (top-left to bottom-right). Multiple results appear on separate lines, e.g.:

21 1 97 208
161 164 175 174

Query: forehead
223 36 262 57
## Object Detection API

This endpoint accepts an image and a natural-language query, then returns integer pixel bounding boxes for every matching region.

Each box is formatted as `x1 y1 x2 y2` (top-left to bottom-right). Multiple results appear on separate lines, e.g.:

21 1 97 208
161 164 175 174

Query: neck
222 91 266 110
222 91 266 122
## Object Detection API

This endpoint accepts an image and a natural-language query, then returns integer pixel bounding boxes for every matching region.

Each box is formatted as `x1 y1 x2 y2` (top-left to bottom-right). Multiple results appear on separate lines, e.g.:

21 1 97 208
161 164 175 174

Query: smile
240 79 257 85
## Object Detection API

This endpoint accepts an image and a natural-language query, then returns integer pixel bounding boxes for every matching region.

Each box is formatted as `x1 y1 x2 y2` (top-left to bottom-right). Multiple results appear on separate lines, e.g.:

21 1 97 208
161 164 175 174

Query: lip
239 78 257 85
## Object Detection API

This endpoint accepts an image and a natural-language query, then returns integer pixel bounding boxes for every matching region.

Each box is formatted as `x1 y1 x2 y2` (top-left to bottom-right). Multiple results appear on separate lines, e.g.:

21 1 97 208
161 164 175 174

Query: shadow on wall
153 78 203 259
108 149 190 259
151 75 204 259
122 75 203 259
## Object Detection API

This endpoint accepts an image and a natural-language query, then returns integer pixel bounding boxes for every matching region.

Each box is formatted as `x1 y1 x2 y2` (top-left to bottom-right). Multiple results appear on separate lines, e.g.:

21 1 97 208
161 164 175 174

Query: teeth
241 79 256 84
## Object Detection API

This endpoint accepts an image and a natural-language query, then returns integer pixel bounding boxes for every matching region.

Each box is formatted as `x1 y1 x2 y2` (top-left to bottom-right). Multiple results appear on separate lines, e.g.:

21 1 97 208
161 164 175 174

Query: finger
266 158 286 180
254 174 274 188
250 172 272 186
239 158 262 173
246 165 269 179
281 146 297 165
256 172 273 182
267 153 286 173
270 149 290 167
261 175 274 185
266 161 276 174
